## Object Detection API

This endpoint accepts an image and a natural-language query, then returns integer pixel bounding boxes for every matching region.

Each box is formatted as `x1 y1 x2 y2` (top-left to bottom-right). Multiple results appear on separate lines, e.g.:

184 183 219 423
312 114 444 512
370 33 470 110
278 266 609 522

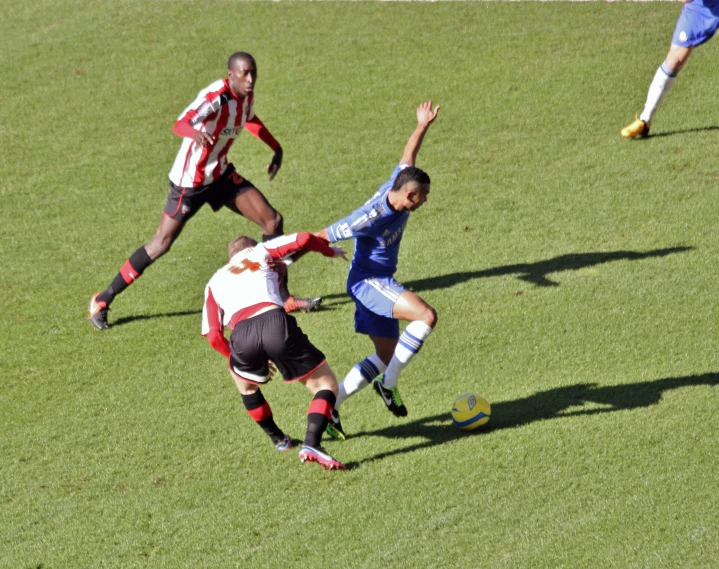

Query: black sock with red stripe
97 247 153 306
303 390 336 448
241 389 285 444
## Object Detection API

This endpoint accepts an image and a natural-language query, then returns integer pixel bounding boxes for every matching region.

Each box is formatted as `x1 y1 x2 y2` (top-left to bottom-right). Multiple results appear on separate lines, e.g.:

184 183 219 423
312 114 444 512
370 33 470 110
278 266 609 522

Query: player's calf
241 389 288 448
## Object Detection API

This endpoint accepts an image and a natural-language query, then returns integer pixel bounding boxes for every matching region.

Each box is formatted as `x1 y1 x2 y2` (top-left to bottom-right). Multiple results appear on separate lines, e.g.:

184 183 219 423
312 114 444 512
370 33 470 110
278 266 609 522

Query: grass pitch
2 1 718 568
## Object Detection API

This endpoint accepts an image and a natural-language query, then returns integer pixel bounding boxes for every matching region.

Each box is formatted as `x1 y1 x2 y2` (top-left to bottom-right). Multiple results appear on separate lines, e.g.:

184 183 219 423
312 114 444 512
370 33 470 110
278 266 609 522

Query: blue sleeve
326 203 378 242
325 164 409 243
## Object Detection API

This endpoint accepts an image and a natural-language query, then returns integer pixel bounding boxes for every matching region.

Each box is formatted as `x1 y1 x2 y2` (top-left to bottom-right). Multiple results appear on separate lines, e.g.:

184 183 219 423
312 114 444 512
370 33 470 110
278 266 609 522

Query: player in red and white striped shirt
202 232 347 470
89 52 320 330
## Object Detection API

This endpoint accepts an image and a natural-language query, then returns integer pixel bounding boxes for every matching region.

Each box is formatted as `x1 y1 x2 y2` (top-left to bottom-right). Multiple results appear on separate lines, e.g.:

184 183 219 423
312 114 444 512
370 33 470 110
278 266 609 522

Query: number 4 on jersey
228 258 261 275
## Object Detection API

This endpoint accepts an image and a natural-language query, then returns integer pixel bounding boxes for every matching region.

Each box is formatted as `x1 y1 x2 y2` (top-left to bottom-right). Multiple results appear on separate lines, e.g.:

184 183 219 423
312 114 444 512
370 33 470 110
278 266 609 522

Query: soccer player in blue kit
621 0 719 138
314 101 440 436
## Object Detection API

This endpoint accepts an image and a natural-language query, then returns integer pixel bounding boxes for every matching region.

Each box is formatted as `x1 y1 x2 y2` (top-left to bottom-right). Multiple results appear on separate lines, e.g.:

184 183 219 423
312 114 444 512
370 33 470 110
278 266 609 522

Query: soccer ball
451 393 491 432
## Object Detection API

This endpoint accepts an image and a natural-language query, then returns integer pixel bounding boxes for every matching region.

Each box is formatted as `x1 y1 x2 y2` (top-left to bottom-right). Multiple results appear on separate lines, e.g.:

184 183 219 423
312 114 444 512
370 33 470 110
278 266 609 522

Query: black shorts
229 309 326 385
163 164 255 221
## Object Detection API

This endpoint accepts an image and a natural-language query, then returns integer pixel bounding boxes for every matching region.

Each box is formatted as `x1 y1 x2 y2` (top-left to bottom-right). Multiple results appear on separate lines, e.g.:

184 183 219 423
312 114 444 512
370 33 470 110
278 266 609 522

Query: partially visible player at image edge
89 52 320 330
315 101 440 440
202 232 348 470
621 0 719 138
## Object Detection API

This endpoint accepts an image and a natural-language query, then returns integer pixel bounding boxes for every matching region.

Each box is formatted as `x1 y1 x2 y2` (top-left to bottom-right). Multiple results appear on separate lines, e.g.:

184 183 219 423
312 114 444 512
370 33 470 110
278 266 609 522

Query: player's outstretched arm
244 115 283 179
400 101 440 167
266 232 346 260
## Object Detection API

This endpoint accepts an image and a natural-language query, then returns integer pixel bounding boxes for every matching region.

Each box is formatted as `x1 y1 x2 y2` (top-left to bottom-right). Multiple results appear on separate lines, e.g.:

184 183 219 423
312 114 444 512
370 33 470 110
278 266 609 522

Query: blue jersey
697 0 719 9
326 164 410 282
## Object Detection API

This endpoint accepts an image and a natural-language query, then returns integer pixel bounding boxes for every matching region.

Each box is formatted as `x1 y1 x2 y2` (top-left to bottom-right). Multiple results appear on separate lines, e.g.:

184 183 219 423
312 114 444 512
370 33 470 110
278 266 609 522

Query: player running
315 101 439 438
89 52 320 330
202 232 347 470
621 0 719 138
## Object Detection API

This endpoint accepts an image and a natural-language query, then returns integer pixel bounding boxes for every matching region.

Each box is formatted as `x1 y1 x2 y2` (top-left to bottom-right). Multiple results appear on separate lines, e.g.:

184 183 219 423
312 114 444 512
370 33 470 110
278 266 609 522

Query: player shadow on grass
112 309 202 326
112 304 345 327
320 246 692 301
349 372 718 466
402 246 692 290
647 125 719 139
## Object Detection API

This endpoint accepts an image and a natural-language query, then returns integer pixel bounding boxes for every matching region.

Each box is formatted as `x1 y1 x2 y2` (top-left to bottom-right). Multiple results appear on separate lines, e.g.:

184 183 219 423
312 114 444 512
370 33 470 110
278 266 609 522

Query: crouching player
202 232 347 470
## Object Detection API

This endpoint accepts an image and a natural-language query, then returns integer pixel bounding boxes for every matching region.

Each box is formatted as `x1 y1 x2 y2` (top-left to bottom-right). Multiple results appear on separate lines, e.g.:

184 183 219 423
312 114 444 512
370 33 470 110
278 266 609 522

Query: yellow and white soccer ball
451 393 491 431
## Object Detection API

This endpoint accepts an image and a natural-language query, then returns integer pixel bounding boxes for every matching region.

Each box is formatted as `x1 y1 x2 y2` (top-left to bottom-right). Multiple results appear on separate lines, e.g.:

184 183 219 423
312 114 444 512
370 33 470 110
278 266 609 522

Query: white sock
336 354 387 408
382 321 433 388
640 62 678 124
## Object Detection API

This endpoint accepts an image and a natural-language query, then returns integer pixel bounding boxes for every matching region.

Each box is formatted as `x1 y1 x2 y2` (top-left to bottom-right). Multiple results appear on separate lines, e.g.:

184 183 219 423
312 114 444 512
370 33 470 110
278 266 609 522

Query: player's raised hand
193 131 215 148
416 101 440 127
268 147 283 180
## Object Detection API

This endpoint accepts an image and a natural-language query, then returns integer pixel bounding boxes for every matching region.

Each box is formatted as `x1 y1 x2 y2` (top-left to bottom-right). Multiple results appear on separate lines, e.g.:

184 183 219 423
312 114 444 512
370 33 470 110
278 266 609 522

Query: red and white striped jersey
202 233 336 338
169 79 255 188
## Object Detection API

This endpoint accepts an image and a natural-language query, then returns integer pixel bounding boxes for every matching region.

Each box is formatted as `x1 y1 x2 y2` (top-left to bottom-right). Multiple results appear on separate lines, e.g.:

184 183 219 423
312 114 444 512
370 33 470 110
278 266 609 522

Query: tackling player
621 0 719 138
89 52 320 330
315 101 440 438
202 232 347 470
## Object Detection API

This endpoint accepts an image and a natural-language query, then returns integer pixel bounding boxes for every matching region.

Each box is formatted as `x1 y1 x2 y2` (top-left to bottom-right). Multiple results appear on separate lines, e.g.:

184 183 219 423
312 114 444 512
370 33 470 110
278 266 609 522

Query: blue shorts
348 277 406 339
672 1 719 48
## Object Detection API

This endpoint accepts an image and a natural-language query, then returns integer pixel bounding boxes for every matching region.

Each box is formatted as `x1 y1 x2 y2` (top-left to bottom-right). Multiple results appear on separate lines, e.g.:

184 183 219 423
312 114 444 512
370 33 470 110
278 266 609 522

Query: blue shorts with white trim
348 276 406 338
672 1 719 48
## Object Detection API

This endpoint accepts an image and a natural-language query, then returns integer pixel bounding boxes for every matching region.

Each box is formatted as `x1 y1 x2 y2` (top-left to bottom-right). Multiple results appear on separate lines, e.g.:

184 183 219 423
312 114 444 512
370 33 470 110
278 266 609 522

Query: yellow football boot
621 114 650 139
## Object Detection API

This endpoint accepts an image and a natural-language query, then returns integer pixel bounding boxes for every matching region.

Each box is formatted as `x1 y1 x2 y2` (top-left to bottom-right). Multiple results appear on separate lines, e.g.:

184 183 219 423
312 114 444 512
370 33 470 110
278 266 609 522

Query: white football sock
382 321 433 388
640 62 678 124
336 354 387 408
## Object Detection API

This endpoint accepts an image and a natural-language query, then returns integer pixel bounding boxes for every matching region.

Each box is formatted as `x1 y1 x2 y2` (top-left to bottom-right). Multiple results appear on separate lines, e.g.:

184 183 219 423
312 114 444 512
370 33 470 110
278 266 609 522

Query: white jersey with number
201 232 336 337
201 244 281 335
169 78 255 188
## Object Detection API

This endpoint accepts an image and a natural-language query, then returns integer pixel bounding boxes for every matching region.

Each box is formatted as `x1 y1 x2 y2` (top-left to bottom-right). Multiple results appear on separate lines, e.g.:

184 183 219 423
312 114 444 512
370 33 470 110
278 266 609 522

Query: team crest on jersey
679 31 687 42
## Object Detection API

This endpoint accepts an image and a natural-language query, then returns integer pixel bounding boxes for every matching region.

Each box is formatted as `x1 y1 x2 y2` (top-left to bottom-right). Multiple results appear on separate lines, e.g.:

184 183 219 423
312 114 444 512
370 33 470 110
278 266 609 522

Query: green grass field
2 1 718 567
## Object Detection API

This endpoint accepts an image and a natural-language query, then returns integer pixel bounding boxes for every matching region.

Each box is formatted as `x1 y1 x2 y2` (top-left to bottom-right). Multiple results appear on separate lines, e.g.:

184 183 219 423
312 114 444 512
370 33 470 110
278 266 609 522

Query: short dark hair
228 52 256 70
391 166 430 192
228 235 257 259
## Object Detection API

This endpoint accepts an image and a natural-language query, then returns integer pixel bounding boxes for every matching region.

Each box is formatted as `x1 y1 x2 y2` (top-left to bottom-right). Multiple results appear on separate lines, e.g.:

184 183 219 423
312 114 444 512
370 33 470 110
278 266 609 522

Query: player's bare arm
400 101 440 166
268 146 283 180
244 114 283 179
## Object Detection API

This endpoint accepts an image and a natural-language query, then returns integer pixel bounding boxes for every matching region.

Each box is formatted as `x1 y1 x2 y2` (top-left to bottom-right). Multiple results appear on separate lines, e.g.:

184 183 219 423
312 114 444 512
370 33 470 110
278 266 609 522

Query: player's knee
666 48 691 72
421 305 438 328
326 379 339 398
262 211 284 237
238 381 259 396
306 370 338 396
